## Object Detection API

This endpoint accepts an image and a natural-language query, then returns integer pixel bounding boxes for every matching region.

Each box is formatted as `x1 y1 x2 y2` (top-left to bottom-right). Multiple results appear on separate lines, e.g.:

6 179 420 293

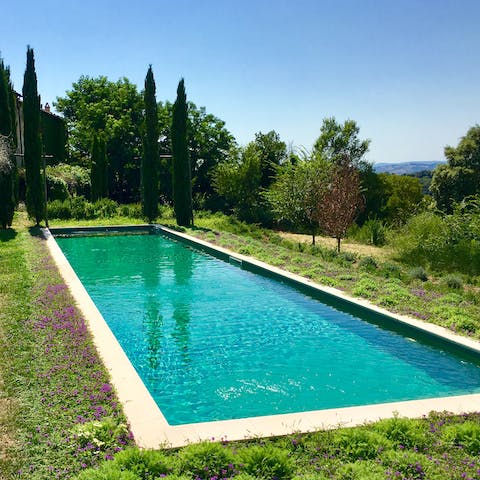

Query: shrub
408 267 428 282
443 274 463 290
238 444 295 479
442 420 480 454
47 199 72 219
178 441 236 479
113 447 175 477
332 428 391 460
379 262 402 279
46 173 69 201
93 198 119 218
352 219 387 246
0 138 15 229
380 449 437 479
337 461 385 479
352 276 378 298
70 196 95 220
373 416 431 450
75 462 140 480
358 256 378 271
47 163 91 197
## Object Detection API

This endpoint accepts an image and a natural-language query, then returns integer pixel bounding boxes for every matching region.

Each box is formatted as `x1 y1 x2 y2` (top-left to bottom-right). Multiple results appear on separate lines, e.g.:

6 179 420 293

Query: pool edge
43 225 480 449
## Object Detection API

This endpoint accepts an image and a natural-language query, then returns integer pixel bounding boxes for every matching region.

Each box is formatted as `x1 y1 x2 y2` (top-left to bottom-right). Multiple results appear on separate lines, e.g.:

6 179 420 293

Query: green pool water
56 233 480 425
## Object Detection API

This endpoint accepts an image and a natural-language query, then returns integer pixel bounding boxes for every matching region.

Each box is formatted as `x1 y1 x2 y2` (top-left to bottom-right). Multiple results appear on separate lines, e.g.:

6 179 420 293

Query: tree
90 134 108 201
316 158 364 252
23 47 45 226
313 117 370 167
55 76 143 202
0 59 12 137
265 155 331 244
213 144 263 222
141 66 159 222
0 135 14 228
171 79 192 226
253 130 287 188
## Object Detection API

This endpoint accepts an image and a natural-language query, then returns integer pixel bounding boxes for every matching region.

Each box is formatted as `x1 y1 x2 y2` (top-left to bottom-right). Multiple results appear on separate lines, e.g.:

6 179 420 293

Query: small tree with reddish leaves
317 158 364 252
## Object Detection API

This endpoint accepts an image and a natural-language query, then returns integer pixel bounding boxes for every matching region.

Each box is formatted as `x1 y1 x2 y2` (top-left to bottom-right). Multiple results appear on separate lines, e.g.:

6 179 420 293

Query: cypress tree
23 47 44 225
141 66 159 222
171 78 192 226
0 135 14 228
0 59 11 137
90 134 108 201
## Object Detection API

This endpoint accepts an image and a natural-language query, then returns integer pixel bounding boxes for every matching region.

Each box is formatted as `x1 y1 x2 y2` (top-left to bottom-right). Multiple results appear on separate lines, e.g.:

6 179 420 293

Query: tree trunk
337 237 341 253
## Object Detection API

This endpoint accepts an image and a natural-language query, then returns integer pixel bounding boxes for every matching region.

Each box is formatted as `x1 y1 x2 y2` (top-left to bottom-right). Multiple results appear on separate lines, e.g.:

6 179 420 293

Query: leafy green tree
40 110 66 164
313 117 370 167
0 135 15 228
141 66 159 222
378 173 424 225
55 76 143 202
23 47 45 226
213 144 263 222
171 79 192 226
253 130 287 187
265 155 331 244
90 134 108 201
430 125 480 212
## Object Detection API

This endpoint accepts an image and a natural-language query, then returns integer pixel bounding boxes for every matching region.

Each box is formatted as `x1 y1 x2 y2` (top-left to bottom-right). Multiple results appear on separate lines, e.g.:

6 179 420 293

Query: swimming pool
54 230 480 426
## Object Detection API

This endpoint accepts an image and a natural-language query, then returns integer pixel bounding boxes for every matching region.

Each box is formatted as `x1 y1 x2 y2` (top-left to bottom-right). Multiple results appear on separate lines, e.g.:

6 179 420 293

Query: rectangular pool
55 231 480 426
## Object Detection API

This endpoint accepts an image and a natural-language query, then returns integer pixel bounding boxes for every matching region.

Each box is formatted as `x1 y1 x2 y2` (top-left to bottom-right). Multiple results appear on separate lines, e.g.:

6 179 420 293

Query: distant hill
374 161 445 174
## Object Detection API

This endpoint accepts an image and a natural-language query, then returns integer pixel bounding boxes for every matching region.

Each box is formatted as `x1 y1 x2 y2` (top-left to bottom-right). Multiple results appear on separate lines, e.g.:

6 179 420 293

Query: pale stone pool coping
42 225 480 449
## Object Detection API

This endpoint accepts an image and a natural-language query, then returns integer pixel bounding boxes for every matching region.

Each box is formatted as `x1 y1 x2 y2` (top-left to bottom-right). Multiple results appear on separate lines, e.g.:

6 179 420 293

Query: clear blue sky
2 0 479 163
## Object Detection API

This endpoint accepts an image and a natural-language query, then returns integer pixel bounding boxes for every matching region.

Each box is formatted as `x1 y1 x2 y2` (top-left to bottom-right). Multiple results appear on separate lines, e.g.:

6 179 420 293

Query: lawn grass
3 210 480 479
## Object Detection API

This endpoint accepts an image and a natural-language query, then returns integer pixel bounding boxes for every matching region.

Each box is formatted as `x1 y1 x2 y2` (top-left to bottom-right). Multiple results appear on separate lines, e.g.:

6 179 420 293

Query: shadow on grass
0 228 17 242
28 225 44 238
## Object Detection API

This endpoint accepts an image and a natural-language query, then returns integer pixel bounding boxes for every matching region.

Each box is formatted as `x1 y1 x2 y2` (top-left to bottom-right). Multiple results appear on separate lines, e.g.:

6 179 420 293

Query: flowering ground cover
0 221 134 479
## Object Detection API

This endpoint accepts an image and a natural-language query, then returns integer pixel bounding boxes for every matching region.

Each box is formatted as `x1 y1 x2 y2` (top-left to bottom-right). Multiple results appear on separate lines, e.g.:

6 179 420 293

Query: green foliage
312 117 370 167
113 447 175 477
46 173 69 201
443 274 464 290
337 461 385 479
75 462 141 480
373 416 431 449
141 66 159 222
172 78 193 226
90 134 108 201
380 449 437 479
358 255 378 271
351 276 378 298
253 130 288 188
47 163 91 197
178 441 236 479
408 266 429 282
55 75 143 202
238 444 294 479
48 199 72 219
41 109 67 164
333 428 391 460
431 125 480 212
350 218 387 246
47 198 122 220
442 420 480 454
0 58 13 137
0 135 15 228
23 46 45 225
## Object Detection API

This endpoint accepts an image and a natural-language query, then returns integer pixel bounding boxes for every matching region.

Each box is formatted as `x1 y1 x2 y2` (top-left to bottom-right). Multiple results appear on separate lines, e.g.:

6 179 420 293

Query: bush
443 274 463 290
380 449 437 479
238 444 295 479
47 163 91 197
337 461 385 479
46 173 69 201
373 416 431 450
379 262 402 279
332 428 391 461
70 196 95 220
75 462 140 480
408 266 428 282
113 447 175 477
358 256 378 271
351 219 387 246
178 441 236 479
442 420 480 454
47 199 72 219
93 198 119 218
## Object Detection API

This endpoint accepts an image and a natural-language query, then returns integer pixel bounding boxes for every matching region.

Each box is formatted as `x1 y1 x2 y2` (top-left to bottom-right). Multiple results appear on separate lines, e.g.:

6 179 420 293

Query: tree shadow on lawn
0 228 17 242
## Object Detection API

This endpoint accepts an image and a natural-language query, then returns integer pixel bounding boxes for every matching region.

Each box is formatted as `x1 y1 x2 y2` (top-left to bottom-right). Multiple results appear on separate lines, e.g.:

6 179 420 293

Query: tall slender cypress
171 78 192 226
141 66 159 222
23 47 44 225
0 60 11 137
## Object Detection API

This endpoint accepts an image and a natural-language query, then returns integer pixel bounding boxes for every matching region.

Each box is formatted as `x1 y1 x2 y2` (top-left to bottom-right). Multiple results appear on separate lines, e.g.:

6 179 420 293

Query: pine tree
23 47 44 225
171 78 192 226
141 66 159 222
